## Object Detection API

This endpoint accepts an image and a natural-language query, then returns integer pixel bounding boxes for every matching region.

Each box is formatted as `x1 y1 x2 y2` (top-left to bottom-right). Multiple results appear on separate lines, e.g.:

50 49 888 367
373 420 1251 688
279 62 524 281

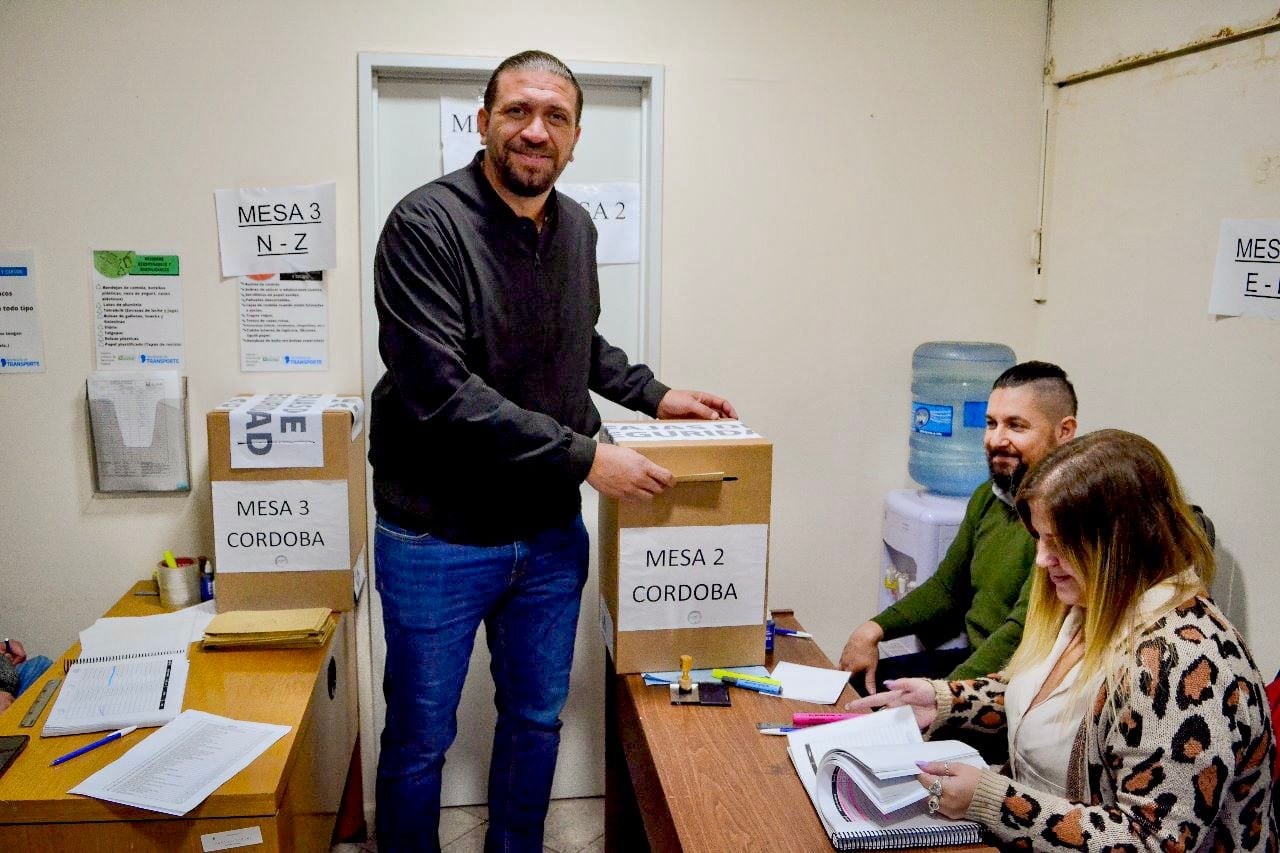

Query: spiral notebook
786 707 983 851
42 608 200 737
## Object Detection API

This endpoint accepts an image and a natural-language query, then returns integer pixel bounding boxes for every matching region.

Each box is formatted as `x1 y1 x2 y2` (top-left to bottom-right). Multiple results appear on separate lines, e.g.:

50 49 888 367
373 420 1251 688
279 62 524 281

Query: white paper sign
441 95 484 174
228 393 334 469
214 182 337 277
212 479 350 573
201 826 265 852
603 420 760 443
558 183 640 265
0 249 45 372
1211 219 1280 319
617 524 767 631
92 250 184 370
239 272 328 371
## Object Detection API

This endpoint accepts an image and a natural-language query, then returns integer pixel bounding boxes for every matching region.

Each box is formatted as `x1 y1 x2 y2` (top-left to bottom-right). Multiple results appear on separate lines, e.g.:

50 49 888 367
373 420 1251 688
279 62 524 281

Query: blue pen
720 675 783 696
773 627 813 639
50 725 138 767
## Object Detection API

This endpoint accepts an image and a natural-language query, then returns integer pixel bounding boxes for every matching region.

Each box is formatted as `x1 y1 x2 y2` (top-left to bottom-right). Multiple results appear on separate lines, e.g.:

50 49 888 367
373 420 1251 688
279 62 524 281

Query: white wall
0 2 1048 676
1041 3 1280 673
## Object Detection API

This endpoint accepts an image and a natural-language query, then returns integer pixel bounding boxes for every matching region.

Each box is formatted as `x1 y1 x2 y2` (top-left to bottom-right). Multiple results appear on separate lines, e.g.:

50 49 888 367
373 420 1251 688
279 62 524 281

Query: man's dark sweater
370 154 668 545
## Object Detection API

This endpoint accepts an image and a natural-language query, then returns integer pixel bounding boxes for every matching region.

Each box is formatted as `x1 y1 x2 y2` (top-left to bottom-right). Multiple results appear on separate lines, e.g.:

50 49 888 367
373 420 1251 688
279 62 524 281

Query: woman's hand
915 760 981 819
843 677 937 730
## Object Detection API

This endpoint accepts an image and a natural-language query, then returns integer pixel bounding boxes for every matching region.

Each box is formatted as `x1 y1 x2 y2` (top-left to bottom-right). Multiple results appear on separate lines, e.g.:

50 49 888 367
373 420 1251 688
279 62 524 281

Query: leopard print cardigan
928 595 1277 851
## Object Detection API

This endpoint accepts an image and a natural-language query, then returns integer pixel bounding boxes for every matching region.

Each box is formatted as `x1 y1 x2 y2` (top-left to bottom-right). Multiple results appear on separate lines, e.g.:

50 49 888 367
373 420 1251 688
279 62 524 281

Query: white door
358 56 663 807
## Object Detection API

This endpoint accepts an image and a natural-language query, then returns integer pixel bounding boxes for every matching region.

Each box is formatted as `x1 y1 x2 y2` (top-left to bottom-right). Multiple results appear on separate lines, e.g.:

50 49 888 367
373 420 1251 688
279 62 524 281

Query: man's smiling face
478 69 581 198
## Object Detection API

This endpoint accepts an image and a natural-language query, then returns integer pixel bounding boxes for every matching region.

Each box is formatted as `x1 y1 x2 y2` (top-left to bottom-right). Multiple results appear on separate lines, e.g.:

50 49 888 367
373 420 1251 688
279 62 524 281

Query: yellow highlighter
162 550 178 569
710 668 781 688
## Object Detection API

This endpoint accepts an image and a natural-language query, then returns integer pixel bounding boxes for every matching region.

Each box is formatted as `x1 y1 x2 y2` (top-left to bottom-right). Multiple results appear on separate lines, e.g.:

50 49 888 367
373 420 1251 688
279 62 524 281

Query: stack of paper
829 740 985 813
70 710 290 816
202 608 335 649
770 661 851 704
786 707 984 850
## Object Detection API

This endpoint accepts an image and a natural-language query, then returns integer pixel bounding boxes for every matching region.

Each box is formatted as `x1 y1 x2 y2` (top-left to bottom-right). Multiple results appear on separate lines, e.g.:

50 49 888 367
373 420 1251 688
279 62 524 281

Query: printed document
70 710 290 816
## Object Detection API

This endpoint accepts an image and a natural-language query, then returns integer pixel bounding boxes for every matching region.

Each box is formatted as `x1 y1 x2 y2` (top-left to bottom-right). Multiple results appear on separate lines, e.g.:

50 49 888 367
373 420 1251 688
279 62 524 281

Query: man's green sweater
872 482 1035 680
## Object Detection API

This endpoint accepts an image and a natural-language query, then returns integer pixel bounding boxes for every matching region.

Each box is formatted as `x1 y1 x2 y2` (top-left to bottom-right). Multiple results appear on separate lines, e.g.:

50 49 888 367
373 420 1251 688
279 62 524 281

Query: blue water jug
908 341 1016 496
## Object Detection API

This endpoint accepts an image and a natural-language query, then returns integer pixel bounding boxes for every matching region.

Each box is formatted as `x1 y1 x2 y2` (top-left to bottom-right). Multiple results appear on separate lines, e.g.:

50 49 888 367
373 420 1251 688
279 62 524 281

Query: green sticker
130 255 180 276
93 250 137 278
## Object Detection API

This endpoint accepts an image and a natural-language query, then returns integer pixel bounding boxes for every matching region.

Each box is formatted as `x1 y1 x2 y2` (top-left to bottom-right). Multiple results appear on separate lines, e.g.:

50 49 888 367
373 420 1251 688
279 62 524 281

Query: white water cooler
879 489 968 656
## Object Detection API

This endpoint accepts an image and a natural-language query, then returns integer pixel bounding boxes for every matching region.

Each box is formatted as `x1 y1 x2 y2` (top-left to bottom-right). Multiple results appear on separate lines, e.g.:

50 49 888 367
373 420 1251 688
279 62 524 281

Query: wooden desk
606 611 994 852
0 583 359 851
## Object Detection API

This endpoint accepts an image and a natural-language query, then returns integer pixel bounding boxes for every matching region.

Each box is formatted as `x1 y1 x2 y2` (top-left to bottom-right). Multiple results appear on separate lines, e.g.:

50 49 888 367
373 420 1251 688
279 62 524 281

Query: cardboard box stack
207 394 366 612
598 420 772 673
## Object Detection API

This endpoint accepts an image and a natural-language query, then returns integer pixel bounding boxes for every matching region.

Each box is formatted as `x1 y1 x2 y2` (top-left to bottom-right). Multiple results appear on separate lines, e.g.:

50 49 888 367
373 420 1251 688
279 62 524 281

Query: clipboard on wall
86 371 191 493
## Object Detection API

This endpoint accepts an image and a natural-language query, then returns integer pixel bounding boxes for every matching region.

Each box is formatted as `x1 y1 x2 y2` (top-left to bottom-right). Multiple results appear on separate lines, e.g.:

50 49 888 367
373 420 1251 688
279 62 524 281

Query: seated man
840 361 1077 694
0 638 52 713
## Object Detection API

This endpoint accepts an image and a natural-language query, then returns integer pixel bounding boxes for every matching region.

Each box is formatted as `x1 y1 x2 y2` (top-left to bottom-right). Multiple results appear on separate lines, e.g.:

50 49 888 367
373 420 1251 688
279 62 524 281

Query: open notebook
786 707 984 851
42 606 206 736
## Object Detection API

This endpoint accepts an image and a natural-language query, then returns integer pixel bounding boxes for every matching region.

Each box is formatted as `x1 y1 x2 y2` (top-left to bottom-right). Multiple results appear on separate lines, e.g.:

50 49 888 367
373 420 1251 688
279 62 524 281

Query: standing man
840 361 1077 693
369 50 735 852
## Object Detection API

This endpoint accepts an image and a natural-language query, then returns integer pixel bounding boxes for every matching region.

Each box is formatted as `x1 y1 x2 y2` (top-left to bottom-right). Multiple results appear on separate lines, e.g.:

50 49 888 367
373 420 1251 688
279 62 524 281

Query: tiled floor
332 796 605 853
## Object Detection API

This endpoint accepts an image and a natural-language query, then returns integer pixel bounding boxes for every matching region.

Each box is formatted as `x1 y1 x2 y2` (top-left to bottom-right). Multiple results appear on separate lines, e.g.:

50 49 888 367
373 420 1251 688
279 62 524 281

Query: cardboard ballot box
598 420 772 673
208 394 366 613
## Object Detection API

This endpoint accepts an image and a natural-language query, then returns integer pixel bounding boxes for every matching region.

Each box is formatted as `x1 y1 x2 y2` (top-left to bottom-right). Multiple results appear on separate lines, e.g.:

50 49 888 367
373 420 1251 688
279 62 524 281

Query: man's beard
490 143 561 197
989 455 1029 495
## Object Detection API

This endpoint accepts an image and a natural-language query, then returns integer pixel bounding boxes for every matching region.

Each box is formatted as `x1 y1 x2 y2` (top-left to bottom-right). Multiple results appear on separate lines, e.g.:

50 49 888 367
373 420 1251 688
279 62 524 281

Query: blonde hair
1006 430 1213 700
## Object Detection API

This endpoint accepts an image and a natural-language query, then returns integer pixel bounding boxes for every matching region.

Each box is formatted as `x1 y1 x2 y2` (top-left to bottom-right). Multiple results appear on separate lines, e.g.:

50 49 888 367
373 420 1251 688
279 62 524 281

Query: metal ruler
19 677 61 728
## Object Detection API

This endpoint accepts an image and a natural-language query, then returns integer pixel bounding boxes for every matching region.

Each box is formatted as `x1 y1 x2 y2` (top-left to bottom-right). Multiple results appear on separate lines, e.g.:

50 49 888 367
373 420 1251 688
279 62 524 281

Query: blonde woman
849 429 1276 850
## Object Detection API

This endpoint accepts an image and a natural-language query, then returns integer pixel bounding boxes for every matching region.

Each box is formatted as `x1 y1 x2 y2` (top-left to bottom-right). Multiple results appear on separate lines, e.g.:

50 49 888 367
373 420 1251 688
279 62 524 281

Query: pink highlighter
791 712 865 727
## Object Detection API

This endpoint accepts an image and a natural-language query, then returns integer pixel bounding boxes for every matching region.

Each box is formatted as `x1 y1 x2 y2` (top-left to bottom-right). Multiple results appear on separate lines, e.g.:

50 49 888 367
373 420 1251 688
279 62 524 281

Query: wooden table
0 582 359 851
605 610 994 852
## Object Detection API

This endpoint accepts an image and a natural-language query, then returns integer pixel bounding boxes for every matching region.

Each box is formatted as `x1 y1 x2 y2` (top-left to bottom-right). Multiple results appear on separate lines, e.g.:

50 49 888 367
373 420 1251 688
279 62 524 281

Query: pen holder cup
156 558 200 609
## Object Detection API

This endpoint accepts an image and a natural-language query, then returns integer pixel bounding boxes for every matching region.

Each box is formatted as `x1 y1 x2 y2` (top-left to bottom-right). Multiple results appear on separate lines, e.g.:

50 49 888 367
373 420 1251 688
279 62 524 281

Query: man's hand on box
588 443 675 501
657 389 737 421
0 692 13 713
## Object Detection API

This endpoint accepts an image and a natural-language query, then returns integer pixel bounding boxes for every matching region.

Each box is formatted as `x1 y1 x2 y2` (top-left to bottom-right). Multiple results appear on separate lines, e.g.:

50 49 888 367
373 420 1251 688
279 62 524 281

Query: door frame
354 51 665 819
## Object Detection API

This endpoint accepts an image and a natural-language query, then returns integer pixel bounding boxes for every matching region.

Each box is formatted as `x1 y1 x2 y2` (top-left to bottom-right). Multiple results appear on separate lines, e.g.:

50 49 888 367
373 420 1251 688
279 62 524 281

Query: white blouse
1002 572 1197 798
1004 608 1092 797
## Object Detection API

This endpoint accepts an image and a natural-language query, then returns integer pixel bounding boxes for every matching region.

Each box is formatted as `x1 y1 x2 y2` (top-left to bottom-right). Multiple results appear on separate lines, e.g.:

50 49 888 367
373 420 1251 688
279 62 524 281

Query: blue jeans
374 515 589 853
16 656 52 695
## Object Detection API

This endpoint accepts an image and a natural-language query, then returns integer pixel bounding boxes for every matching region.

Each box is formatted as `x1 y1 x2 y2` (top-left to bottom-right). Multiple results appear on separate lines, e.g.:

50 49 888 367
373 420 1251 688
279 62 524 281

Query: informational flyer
1210 219 1280 319
0 249 46 373
214 182 337 277
440 95 484 174
239 272 327 371
92 250 184 370
558 183 641 265
87 370 190 492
